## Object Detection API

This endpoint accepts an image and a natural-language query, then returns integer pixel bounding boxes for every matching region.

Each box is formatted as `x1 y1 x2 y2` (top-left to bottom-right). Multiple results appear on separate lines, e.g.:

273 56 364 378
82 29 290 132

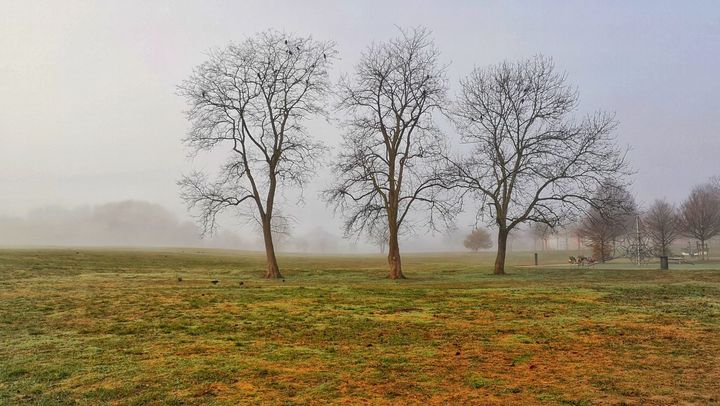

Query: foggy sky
1 0 719 248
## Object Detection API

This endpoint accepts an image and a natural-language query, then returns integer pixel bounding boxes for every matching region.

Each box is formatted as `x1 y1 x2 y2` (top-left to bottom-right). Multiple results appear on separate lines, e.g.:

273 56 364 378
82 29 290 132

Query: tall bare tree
643 199 681 256
679 183 720 260
178 31 336 278
324 27 455 279
448 55 630 274
576 180 636 262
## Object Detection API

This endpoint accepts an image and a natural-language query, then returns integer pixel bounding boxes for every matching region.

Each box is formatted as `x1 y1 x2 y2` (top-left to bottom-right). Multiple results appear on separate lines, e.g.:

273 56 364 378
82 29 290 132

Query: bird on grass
211 279 219 285
177 276 183 282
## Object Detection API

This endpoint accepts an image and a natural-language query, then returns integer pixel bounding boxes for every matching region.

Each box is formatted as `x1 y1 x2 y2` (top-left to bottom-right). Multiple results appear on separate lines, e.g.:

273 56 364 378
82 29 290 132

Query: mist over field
0 200 506 253
0 201 236 248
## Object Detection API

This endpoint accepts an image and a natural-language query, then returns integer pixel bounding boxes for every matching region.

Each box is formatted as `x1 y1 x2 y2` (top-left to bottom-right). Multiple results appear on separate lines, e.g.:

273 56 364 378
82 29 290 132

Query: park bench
668 256 694 265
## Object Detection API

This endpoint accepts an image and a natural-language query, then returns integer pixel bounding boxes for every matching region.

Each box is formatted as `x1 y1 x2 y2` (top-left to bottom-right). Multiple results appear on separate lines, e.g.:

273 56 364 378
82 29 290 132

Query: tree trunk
387 227 405 279
261 218 282 279
599 241 605 263
706 241 710 260
494 228 508 275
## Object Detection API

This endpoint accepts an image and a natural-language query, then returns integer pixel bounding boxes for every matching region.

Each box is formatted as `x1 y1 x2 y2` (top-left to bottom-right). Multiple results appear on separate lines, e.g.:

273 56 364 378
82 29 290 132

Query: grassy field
1 248 719 405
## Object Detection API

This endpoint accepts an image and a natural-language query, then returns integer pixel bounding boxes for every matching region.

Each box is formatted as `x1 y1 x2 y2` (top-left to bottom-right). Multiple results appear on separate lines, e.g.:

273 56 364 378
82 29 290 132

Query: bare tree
463 228 492 252
679 183 720 260
643 199 681 256
177 31 336 278
447 55 630 274
530 223 554 250
369 227 390 254
324 27 455 279
615 216 654 264
576 180 636 262
710 176 720 200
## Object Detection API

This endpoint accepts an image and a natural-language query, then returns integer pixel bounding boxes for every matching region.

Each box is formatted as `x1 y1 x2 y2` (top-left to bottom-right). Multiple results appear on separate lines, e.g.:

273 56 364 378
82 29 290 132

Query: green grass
1 248 719 405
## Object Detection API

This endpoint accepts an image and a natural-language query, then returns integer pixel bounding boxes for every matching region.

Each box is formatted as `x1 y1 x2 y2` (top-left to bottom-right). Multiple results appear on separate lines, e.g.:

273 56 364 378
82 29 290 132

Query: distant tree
643 199 681 256
576 180 636 262
463 228 492 252
369 227 390 254
711 176 720 200
679 183 720 260
615 215 654 264
565 224 585 251
324 27 456 279
293 227 340 253
177 31 336 278
710 176 720 191
531 223 554 250
447 56 630 274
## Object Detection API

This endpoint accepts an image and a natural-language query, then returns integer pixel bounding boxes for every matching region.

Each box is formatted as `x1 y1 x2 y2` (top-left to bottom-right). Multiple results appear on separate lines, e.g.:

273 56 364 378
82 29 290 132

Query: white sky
1 0 719 240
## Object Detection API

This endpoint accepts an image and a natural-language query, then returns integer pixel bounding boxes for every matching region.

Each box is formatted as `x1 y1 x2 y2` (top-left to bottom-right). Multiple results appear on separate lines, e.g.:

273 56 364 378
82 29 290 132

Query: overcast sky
1 0 719 243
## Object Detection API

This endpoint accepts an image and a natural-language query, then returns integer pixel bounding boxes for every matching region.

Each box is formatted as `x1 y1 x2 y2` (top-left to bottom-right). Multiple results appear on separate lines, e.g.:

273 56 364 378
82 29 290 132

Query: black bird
211 279 219 285
282 279 286 282
323 53 327 60
296 46 300 51
238 281 244 286
284 39 288 45
177 276 183 282
289 50 293 55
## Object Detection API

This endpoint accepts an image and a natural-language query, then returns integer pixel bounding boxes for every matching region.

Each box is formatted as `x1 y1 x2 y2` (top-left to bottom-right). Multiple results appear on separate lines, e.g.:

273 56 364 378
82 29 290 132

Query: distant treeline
0 201 240 248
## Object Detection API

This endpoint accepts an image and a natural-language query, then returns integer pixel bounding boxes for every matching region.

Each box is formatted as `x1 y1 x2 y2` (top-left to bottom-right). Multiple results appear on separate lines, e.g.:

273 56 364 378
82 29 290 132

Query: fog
0 200 242 248
0 200 488 253
1 1 718 251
